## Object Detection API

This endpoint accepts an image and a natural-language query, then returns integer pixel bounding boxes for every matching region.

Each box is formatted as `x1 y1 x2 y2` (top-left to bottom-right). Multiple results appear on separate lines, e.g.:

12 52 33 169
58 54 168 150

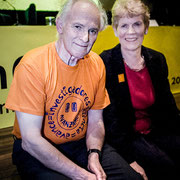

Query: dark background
0 0 179 26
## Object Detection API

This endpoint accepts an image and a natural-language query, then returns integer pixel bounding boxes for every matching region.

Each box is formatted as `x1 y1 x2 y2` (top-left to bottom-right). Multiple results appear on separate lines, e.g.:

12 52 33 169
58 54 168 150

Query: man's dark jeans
12 137 143 180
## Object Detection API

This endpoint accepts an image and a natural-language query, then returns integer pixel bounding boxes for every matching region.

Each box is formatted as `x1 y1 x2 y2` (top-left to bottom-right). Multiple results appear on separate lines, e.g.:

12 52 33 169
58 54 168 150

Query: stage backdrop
0 25 180 129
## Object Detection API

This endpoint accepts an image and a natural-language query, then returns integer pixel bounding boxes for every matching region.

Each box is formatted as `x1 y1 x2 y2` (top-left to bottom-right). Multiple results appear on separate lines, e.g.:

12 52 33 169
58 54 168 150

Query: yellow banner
0 26 180 128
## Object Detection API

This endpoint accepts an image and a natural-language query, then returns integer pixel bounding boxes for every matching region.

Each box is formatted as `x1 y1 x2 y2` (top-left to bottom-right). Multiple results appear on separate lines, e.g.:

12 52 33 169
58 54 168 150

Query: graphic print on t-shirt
46 85 91 144
57 96 83 130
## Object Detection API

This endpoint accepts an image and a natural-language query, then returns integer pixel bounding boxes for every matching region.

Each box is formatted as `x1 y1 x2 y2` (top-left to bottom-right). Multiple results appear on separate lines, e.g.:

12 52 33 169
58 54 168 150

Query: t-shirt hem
91 101 110 110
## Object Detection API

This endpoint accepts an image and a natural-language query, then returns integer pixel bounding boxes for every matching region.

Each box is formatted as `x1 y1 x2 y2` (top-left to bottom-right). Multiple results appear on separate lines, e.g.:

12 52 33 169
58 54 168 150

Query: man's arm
16 111 96 180
86 109 106 180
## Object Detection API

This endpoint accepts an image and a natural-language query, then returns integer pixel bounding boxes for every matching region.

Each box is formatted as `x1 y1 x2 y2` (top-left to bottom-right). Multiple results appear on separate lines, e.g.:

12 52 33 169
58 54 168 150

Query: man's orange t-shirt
5 42 110 144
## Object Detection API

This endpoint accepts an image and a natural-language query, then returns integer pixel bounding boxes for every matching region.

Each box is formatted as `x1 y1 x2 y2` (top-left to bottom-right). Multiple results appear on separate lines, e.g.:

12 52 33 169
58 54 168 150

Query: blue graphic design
72 102 77 112
65 103 70 112
57 96 83 130
47 85 91 140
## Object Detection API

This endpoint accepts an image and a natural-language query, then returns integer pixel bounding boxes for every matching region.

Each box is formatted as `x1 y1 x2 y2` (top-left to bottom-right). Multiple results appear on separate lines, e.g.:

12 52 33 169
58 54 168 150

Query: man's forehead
71 0 99 15
67 0 100 27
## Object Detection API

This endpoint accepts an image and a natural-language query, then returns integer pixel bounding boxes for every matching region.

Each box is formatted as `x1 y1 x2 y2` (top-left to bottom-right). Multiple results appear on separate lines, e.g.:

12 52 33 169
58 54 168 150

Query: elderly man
5 0 143 179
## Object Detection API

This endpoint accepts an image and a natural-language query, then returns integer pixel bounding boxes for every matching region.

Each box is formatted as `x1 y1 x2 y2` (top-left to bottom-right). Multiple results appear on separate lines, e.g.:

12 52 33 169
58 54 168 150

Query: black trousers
12 138 143 180
131 133 180 180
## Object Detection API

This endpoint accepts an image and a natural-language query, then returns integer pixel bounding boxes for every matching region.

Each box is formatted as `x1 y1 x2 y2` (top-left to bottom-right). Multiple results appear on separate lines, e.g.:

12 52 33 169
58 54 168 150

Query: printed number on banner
172 76 180 85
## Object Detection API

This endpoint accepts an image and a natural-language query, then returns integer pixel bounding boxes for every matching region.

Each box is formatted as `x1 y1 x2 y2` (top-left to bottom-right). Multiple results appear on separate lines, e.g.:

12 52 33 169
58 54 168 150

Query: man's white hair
56 0 107 32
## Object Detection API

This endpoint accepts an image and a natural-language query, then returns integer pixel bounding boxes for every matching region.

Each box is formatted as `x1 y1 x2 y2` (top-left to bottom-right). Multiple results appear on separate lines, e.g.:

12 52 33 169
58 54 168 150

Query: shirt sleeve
90 55 110 110
5 58 46 116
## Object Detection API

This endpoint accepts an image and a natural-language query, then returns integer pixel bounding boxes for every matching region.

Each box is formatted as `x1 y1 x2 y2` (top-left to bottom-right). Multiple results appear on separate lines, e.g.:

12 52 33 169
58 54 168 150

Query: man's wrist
87 149 102 159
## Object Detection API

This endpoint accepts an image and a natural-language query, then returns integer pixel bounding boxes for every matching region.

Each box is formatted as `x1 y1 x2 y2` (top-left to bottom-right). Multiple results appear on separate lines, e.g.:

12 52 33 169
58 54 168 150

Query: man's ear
113 26 118 37
56 17 63 34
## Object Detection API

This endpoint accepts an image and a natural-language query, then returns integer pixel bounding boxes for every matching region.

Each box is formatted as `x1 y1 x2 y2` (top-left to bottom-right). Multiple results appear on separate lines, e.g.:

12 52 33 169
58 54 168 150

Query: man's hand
87 153 106 180
130 161 148 180
86 109 106 179
73 169 97 180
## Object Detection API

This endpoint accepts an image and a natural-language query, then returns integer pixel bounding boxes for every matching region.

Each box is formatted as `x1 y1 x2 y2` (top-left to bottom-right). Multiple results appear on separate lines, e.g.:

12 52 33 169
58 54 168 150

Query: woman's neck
121 48 145 71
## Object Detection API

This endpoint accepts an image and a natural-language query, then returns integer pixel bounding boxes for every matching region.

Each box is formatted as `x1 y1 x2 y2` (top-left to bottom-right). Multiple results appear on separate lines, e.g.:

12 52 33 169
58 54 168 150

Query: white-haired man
6 0 143 179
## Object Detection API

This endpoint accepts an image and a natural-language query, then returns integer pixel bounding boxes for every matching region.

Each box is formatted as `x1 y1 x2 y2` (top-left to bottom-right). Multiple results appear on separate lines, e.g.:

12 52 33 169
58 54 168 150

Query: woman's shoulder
142 46 165 59
100 44 120 56
100 44 122 64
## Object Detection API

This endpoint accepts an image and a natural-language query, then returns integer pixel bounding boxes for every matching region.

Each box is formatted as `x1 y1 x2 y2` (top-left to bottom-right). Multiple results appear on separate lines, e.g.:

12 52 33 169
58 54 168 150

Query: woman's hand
130 161 148 180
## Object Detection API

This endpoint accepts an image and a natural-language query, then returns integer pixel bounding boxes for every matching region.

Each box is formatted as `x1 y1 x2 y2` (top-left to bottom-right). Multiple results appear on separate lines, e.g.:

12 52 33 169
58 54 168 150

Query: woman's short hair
112 0 150 28
56 0 107 31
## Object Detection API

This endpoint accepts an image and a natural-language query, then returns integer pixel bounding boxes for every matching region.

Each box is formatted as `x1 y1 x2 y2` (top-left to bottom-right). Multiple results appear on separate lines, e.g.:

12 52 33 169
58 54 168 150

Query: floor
0 126 20 180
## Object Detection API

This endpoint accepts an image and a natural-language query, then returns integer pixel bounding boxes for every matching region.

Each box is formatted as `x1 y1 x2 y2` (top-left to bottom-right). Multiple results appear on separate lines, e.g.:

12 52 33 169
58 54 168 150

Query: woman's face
114 15 148 52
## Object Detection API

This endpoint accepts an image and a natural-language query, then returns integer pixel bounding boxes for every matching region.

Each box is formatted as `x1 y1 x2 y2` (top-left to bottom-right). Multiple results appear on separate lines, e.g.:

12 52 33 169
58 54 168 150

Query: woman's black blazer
100 44 180 163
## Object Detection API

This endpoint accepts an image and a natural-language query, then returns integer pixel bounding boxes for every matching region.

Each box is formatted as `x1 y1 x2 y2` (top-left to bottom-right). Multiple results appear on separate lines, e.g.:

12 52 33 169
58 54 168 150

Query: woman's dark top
100 44 180 163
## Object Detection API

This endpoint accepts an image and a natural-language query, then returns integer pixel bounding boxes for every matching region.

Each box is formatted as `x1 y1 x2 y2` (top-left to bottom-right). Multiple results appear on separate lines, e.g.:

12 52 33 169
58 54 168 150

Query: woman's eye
121 24 127 28
134 22 142 26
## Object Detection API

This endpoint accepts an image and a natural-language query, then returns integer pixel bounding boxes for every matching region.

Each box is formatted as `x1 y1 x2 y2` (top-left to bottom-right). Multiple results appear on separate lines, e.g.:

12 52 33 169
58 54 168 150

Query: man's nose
80 31 89 42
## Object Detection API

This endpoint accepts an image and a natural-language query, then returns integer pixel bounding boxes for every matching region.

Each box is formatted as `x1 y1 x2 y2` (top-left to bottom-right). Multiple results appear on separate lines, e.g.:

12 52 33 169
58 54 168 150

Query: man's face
57 1 100 59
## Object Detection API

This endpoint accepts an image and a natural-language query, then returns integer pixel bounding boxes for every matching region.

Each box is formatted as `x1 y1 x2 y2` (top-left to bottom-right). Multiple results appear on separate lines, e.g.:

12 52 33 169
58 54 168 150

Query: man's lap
12 138 142 180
